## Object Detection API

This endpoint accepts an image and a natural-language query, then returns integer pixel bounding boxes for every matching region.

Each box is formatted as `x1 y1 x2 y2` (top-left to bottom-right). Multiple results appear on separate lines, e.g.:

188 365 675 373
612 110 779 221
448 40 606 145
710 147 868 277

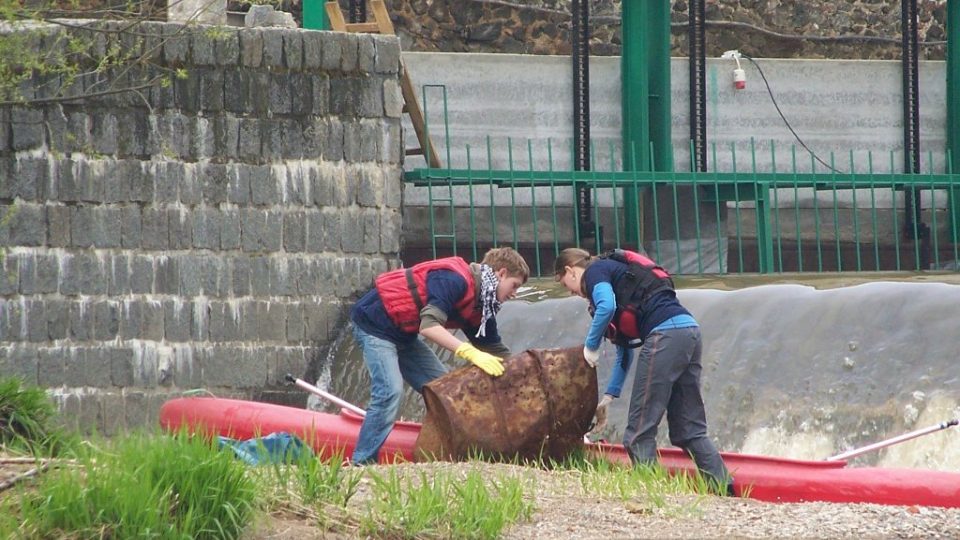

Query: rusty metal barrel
414 346 597 462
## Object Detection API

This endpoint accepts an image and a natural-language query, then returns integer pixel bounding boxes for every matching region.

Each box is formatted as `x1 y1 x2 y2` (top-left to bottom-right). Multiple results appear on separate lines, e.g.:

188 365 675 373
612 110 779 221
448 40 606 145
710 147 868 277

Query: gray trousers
622 326 731 488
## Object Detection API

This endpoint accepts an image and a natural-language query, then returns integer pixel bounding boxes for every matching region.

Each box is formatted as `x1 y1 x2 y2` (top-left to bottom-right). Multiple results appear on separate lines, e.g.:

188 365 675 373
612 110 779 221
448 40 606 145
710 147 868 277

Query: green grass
2 431 258 539
359 467 534 540
551 450 712 515
0 376 715 538
0 376 74 456
254 447 364 532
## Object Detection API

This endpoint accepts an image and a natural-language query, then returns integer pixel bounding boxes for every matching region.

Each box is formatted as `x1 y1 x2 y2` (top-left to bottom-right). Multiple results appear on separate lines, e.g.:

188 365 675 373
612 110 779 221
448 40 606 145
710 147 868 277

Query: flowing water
310 274 960 470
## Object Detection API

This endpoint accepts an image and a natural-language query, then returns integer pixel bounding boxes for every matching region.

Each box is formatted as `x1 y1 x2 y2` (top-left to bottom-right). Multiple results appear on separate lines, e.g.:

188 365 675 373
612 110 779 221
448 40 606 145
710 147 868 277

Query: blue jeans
351 324 448 464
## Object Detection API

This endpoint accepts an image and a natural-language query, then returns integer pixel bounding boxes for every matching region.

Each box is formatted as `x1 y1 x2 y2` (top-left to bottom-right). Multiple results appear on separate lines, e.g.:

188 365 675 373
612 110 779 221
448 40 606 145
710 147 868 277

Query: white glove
589 394 614 435
582 346 600 368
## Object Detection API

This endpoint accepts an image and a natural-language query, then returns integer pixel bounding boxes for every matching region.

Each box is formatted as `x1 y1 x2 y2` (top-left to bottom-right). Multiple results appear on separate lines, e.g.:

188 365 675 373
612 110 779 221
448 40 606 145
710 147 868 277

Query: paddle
284 373 367 417
826 418 959 461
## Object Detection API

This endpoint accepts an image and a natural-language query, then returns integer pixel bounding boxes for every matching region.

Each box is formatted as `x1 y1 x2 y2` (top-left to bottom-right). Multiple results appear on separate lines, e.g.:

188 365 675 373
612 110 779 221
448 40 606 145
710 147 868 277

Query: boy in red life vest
554 247 733 495
349 247 530 465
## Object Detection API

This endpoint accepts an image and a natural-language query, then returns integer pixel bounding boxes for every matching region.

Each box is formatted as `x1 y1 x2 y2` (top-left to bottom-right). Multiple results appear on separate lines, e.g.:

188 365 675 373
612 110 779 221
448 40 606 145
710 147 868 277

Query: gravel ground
251 461 960 539
7 455 957 539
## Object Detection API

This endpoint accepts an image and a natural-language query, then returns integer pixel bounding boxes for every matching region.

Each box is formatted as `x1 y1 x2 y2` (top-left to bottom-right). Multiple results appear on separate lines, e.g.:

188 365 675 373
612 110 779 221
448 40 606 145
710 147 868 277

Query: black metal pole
901 0 930 268
689 0 707 173
572 0 598 246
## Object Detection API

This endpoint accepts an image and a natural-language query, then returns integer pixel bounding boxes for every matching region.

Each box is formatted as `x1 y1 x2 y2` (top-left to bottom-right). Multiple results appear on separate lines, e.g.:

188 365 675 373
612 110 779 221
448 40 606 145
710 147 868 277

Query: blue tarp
217 432 312 465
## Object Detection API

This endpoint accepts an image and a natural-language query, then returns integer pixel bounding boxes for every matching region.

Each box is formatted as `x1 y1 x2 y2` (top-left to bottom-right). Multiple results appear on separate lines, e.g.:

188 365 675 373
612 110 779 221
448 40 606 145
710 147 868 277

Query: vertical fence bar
547 139 560 261
486 136 497 248
431 85 453 173
466 145 478 262
868 152 880 271
771 141 783 272
609 141 622 249
690 140 704 274
670 154 682 272
829 152 841 271
751 138 772 273
928 151 939 269
949 150 959 267
572 139 582 249
631 142 642 255
811 152 823 272
850 150 861 271
427 170 438 259
592 142 602 251
651 142 662 263
528 140 542 276
750 138 761 272
731 144 744 272
890 151 901 271
711 143 724 273
506 138 519 251
792 146 803 272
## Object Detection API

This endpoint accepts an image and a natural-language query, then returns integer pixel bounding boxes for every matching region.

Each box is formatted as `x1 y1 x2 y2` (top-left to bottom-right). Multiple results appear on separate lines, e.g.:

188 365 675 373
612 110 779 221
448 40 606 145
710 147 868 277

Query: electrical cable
682 20 945 47
740 53 843 173
463 0 946 48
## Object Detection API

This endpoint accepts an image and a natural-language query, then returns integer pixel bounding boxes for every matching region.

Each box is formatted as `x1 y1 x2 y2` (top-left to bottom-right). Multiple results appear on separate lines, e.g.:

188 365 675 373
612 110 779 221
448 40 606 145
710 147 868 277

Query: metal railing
404 135 960 277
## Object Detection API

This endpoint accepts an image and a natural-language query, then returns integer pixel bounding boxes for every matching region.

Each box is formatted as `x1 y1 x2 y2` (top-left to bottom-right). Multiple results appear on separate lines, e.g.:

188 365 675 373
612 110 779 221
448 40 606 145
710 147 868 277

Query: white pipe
285 374 366 417
826 419 958 461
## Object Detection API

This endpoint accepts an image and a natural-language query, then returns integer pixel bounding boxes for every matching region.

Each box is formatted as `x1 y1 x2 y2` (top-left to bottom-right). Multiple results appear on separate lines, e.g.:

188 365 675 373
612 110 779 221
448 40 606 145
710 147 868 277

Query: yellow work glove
454 343 505 377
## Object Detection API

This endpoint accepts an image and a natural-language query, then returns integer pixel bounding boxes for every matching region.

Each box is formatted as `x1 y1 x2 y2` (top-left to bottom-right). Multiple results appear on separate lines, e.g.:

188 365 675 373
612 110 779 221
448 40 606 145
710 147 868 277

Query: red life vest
594 249 675 347
376 257 480 333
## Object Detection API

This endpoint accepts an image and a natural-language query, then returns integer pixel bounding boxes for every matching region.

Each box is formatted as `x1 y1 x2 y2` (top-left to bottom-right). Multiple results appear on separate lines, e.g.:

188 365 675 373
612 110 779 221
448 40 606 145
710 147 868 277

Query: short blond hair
481 247 530 283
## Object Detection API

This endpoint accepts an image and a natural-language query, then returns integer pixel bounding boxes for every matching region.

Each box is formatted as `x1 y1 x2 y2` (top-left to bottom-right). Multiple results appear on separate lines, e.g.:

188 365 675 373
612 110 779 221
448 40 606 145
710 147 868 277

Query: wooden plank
344 22 381 33
324 1 347 31
400 67 441 168
370 0 395 34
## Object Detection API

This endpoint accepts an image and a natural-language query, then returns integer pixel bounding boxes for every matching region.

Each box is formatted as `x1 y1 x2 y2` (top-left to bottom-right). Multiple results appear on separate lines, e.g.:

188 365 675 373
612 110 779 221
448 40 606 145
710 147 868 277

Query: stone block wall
0 21 404 433
319 0 948 60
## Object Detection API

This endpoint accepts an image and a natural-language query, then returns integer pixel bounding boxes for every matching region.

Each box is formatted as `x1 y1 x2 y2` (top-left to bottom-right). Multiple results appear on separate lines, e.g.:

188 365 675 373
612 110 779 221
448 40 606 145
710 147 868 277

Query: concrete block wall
398 52 951 272
0 21 405 433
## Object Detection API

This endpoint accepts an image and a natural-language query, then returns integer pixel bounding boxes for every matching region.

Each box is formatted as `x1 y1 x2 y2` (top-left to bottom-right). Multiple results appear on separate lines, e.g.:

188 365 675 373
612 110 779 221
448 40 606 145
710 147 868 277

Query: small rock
245 5 298 28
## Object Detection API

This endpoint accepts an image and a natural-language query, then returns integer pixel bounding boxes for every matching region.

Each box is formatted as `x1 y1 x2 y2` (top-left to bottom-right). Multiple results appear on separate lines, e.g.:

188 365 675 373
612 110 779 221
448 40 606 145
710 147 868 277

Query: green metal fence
403 135 960 277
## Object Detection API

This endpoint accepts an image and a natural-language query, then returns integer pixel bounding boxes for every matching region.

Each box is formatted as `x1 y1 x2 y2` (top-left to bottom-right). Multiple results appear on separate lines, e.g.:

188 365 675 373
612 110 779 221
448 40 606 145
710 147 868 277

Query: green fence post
756 184 774 273
303 0 330 30
621 1 650 248
648 1 673 175
947 0 959 244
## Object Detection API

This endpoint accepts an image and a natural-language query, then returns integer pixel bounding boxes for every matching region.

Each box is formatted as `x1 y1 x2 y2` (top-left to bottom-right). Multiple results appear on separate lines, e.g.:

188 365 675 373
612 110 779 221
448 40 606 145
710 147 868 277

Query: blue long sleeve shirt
581 259 696 398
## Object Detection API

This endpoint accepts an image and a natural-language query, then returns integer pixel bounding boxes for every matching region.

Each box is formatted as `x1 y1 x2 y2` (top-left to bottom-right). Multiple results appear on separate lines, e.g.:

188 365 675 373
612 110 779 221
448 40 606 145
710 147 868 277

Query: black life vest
592 249 675 348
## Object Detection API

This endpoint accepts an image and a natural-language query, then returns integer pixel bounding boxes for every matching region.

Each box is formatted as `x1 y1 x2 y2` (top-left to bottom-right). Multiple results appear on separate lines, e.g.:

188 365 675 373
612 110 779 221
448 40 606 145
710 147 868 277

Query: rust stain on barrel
415 347 597 462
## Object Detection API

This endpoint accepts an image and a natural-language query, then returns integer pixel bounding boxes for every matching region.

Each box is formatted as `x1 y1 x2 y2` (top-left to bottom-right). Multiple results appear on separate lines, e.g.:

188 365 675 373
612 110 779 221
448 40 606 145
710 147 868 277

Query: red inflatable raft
160 397 960 508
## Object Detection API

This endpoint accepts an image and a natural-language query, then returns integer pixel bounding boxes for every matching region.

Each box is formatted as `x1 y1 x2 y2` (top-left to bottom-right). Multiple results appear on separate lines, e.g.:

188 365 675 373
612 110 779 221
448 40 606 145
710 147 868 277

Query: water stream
310 275 960 470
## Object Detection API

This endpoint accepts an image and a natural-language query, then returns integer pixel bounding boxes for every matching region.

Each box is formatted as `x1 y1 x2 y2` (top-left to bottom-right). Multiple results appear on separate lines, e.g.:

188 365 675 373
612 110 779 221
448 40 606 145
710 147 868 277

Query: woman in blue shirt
554 247 732 495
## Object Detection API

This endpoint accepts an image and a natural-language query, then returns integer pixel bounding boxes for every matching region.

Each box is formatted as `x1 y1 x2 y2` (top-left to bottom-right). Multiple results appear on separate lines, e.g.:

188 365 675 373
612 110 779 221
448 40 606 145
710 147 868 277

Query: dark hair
553 247 593 279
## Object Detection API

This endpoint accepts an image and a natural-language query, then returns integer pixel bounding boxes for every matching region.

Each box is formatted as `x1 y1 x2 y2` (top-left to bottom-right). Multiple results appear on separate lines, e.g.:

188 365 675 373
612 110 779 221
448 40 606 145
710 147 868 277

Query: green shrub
0 376 65 454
